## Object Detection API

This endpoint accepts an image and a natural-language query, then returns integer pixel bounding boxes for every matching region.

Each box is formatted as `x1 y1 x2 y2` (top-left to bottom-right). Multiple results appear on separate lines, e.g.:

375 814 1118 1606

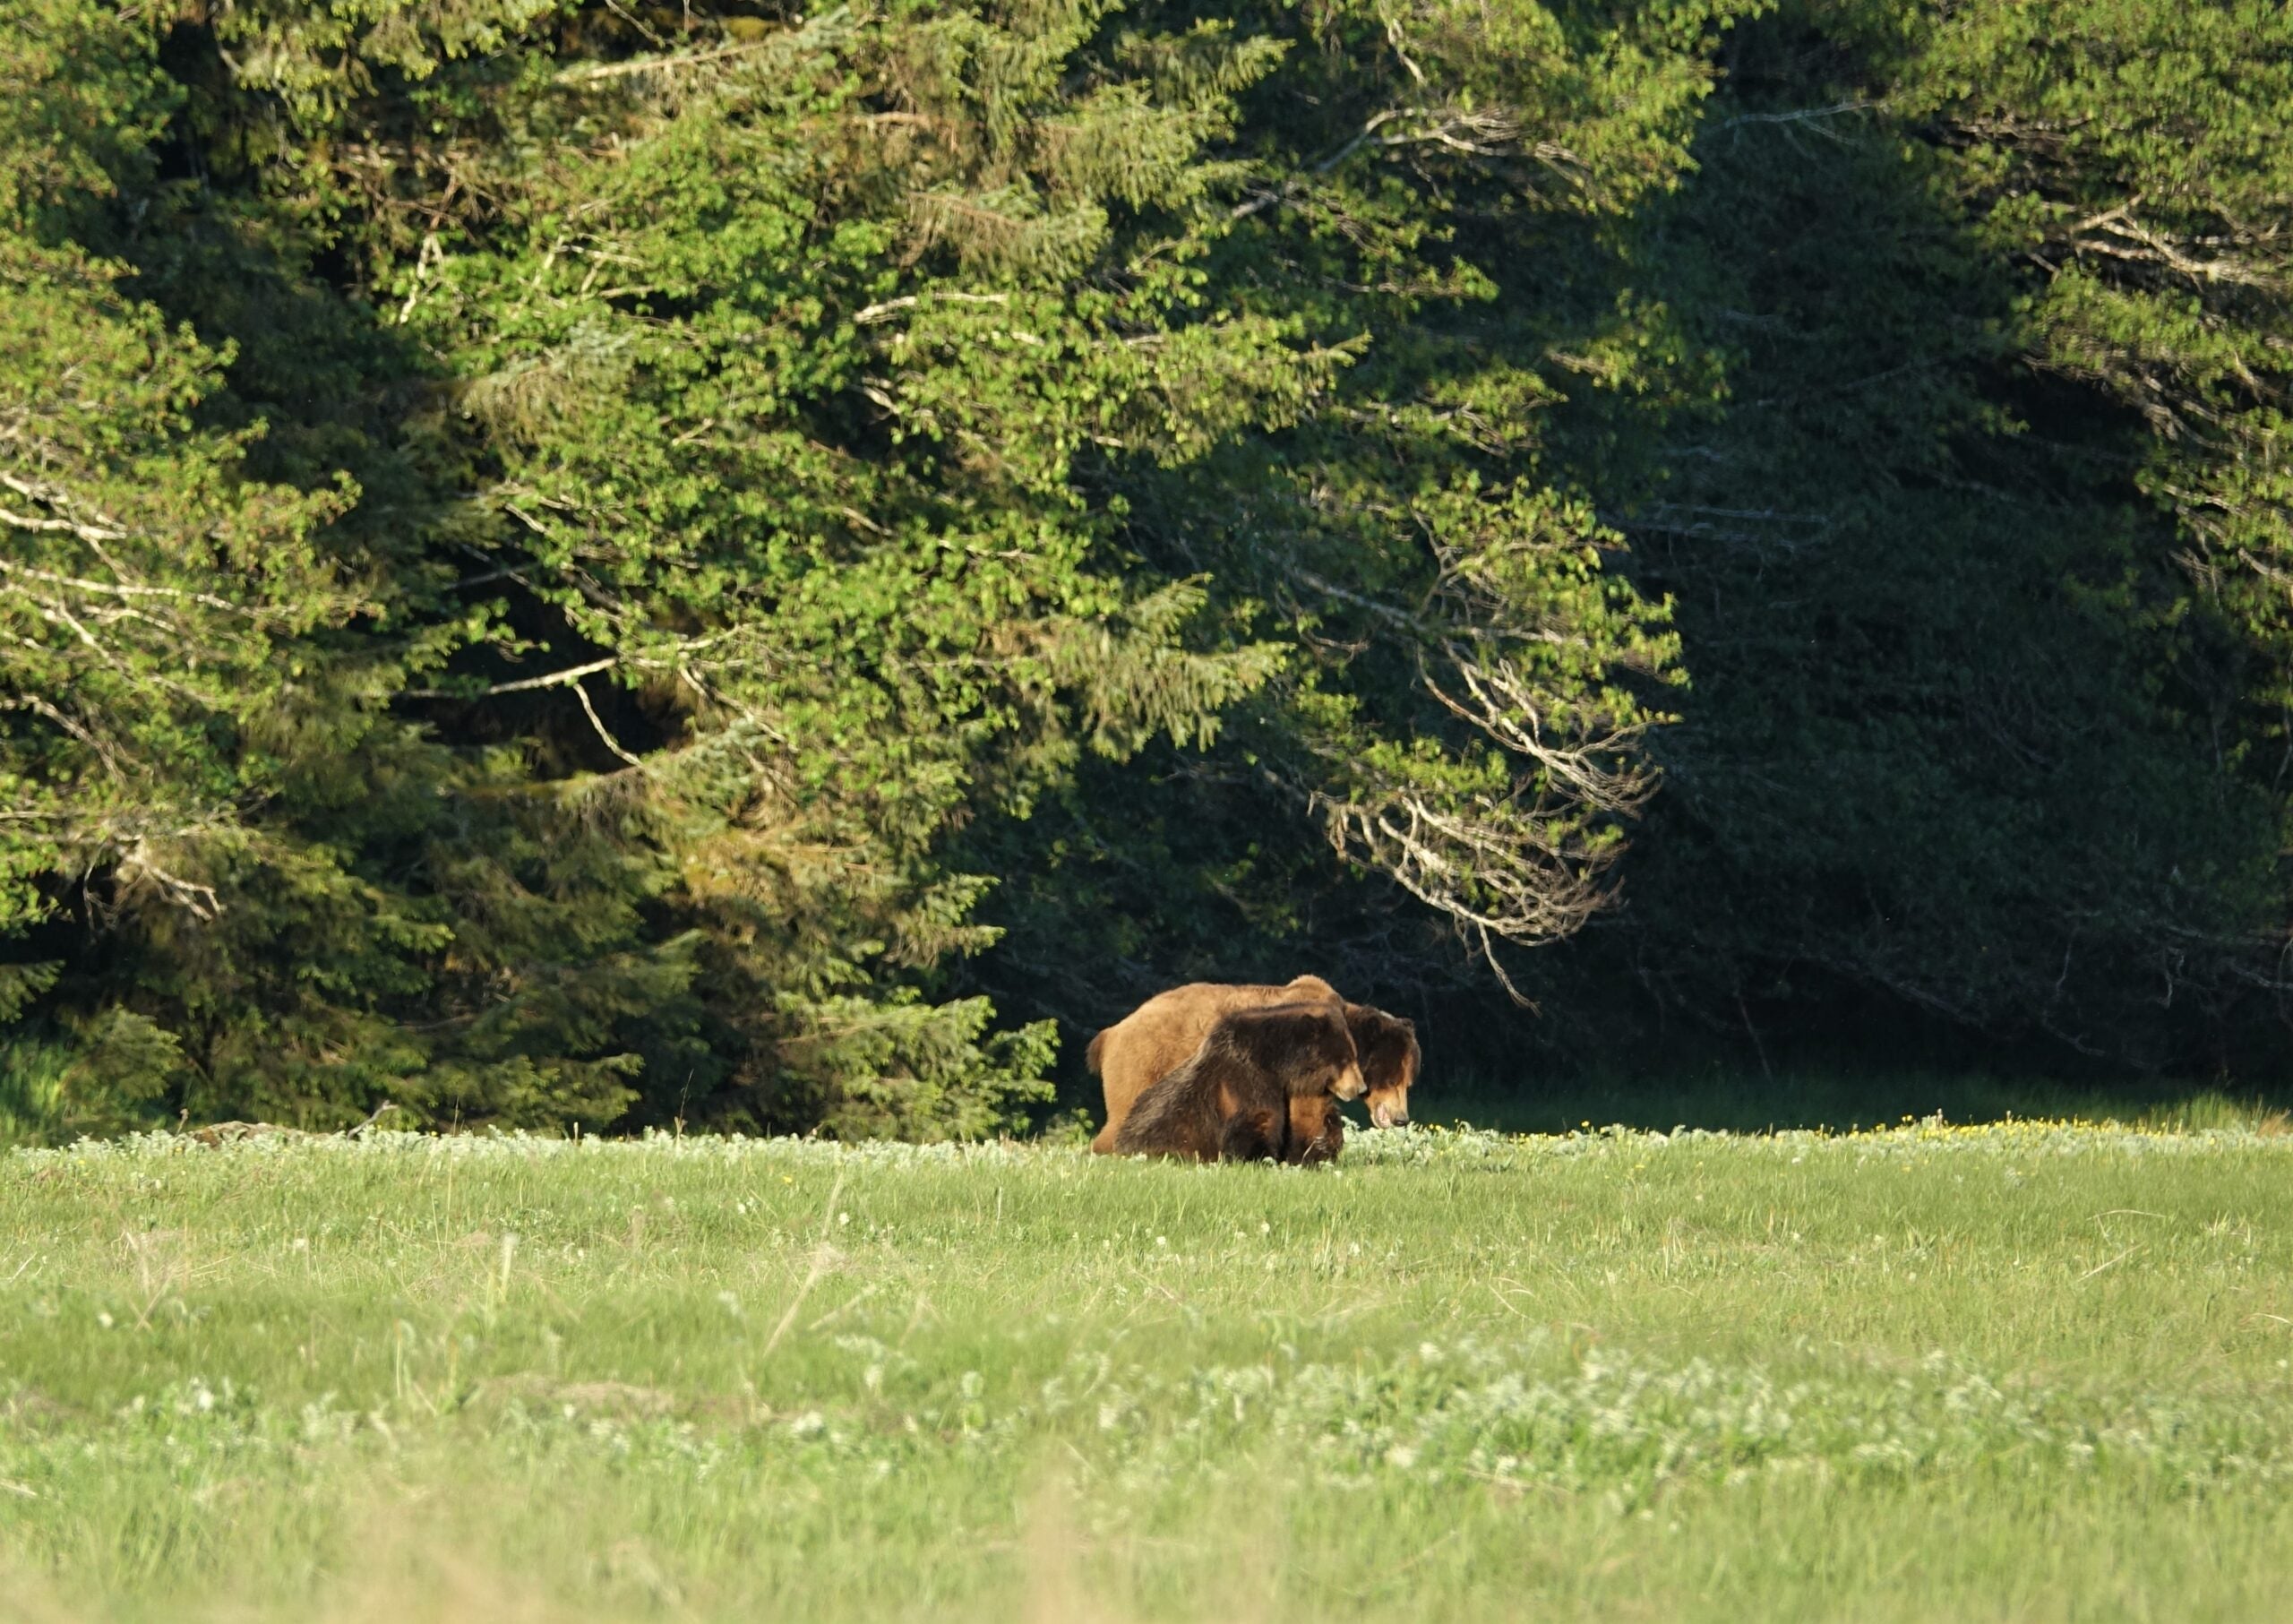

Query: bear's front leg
1286 1094 1344 1165
1218 1106 1284 1163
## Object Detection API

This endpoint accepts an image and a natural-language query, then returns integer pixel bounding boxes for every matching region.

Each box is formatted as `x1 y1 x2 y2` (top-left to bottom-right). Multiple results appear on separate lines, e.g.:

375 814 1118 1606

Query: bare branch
115 839 221 922
853 291 1011 325
400 656 619 700
0 560 262 620
553 39 775 85
572 676 647 769
3 694 128 779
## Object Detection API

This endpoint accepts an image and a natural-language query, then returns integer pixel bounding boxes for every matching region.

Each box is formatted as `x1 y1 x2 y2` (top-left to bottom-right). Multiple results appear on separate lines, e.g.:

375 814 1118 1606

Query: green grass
1420 1068 2293 1137
4 1121 2293 1621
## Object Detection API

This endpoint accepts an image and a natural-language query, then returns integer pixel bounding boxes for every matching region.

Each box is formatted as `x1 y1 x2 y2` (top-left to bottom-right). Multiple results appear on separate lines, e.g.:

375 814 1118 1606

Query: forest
4 0 2290 1139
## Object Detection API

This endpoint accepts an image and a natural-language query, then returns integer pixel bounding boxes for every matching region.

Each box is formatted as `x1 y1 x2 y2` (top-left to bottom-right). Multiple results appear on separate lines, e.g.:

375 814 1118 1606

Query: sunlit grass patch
5 1123 2293 1620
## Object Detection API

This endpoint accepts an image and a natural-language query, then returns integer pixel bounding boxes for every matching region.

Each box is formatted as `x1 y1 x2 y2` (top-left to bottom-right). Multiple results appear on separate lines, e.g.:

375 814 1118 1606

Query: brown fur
1350 1007 1421 1129
1286 1093 1345 1165
1087 976 1421 1153
1111 1002 1364 1162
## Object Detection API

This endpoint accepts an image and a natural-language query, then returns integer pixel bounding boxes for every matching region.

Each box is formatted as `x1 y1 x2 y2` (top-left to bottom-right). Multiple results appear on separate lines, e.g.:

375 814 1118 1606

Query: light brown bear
1109 1001 1365 1162
1087 977 1420 1159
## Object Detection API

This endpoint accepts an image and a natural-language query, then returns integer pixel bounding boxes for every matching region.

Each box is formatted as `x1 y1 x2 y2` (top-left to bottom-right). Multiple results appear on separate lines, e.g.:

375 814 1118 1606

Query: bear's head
1348 1008 1419 1128
1237 1002 1365 1102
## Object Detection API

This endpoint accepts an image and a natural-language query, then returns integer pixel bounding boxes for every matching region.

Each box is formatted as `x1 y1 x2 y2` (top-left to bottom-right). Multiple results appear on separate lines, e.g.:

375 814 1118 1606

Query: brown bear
1346 1005 1421 1130
1284 1010 1417 1161
1086 975 1340 1155
1286 1092 1345 1166
1086 977 1420 1155
1110 1001 1365 1162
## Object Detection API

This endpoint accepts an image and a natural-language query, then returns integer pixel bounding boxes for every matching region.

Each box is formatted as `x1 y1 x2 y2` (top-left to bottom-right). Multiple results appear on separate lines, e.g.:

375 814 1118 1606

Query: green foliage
8 0 2293 1130
4 0 1698 1136
0 1008 177 1146
1521 0 2293 1069
1902 0 2293 656
980 0 2293 1083
969 0 1749 1016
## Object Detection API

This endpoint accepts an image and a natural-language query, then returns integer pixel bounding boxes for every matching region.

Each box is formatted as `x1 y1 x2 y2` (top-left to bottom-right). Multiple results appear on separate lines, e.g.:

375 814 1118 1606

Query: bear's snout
1369 1093 1409 1129
1330 1062 1367 1101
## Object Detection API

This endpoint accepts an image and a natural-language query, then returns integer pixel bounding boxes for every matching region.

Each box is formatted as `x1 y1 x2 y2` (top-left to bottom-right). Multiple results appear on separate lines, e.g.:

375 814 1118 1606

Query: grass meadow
4 1117 2293 1621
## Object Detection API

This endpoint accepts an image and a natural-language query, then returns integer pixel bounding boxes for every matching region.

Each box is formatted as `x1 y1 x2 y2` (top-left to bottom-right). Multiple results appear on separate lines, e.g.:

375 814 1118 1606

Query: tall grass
0 1037 73 1148
4 1122 2292 1620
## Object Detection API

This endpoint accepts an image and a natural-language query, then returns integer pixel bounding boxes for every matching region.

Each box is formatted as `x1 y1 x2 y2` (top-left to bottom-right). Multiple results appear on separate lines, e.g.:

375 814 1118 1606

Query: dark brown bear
1109 1002 1365 1162
1284 1008 1415 1161
1087 978 1419 1156
1286 1093 1345 1165
1346 1006 1421 1130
